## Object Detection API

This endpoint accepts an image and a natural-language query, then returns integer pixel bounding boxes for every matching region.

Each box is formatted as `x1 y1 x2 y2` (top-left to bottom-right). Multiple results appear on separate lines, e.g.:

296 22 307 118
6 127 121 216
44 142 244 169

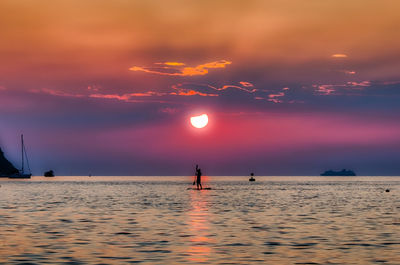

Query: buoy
249 173 255 181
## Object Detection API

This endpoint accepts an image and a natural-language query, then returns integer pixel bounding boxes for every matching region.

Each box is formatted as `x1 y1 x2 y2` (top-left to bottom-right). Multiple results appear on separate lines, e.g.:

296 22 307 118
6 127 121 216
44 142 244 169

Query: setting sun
190 114 209 129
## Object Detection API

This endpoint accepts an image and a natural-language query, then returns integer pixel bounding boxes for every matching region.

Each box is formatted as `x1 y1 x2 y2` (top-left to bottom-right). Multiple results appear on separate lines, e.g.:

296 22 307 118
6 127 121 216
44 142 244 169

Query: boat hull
8 173 32 179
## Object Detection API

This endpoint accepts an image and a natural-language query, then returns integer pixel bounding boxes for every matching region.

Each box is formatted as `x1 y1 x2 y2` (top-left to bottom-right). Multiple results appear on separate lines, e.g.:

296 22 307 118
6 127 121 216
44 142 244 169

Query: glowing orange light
190 114 209 129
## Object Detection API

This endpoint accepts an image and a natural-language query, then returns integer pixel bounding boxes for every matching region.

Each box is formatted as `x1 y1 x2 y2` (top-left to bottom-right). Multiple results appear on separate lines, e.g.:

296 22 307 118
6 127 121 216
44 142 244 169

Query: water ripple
0 177 399 264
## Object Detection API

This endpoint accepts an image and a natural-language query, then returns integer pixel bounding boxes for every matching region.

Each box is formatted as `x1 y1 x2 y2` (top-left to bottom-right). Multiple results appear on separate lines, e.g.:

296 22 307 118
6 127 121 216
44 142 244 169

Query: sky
1 0 400 176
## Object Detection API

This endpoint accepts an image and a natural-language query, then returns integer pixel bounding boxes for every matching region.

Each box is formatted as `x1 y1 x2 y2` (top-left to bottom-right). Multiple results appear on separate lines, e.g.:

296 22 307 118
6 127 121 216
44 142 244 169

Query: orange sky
1 0 400 84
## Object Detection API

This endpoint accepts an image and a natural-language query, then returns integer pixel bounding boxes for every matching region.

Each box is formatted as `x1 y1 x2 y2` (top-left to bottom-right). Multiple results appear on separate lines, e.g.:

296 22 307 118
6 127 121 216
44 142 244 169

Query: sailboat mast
21 134 24 173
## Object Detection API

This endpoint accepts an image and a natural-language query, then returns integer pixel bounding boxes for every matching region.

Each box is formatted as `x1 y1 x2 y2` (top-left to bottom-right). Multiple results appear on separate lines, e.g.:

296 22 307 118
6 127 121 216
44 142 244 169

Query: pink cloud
89 94 130 101
155 62 185 66
129 60 232 76
171 82 257 97
268 92 285 103
315 85 336 95
269 92 285 98
29 88 85 98
312 81 370 95
239 81 254 88
347 81 371 87
268 98 283 103
158 107 179 114
382 80 400 85
89 91 170 102
29 87 175 103
331 54 348 58
87 85 101 91
210 84 257 93
174 89 218 97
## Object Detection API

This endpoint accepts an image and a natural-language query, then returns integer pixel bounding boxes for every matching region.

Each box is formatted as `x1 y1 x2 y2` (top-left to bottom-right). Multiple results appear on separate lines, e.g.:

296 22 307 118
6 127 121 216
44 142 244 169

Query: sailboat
8 134 32 179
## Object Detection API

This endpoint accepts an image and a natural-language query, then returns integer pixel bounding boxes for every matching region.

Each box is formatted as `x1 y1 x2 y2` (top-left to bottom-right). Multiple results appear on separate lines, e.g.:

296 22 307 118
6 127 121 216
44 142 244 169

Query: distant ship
44 170 55 177
1 135 32 179
320 169 356 176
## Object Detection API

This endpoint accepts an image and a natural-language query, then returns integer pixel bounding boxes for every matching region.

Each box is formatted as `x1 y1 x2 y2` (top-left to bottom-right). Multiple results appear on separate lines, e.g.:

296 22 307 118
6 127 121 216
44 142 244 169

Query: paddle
193 165 197 185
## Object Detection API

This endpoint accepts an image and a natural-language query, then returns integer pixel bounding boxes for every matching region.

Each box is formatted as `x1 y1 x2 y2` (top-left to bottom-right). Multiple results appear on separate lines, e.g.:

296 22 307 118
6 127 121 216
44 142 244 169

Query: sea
0 176 399 265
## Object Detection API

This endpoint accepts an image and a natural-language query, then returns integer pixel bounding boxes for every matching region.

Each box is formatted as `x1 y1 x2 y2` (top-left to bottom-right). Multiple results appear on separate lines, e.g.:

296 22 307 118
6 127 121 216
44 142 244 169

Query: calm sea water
0 176 399 265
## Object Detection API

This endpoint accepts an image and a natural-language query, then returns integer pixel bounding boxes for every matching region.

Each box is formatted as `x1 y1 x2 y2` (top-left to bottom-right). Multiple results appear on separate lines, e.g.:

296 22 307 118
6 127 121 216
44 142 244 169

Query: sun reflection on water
186 189 213 263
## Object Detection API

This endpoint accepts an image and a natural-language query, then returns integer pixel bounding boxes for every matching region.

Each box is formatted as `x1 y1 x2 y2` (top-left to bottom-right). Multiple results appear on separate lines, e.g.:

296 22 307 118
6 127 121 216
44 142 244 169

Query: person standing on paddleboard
194 164 203 190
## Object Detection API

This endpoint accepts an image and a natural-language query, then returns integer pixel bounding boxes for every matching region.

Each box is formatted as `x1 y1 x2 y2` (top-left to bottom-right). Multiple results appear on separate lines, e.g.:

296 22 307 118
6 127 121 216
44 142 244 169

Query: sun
190 114 209 129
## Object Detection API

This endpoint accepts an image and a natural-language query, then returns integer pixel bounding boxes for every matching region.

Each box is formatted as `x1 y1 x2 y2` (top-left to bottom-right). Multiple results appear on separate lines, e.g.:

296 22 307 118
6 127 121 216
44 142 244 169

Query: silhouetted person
195 164 203 190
